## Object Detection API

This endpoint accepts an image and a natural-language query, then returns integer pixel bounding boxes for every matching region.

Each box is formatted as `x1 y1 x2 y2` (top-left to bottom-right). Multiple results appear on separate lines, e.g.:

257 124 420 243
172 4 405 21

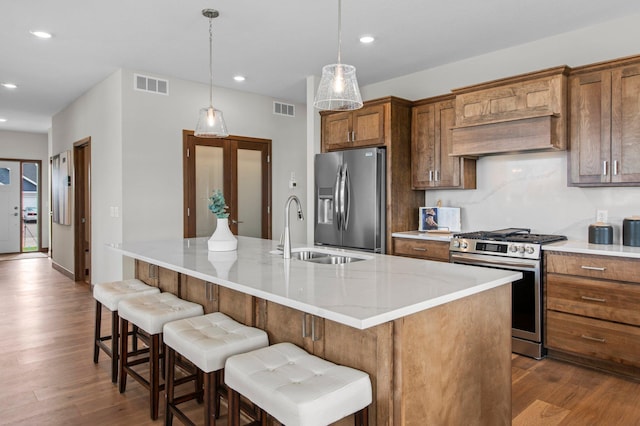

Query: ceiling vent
273 101 295 117
134 74 169 95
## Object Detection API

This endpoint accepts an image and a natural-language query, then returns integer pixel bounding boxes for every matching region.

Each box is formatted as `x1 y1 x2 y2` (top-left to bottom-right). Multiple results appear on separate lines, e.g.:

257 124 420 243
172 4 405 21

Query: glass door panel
195 145 224 237
237 149 262 238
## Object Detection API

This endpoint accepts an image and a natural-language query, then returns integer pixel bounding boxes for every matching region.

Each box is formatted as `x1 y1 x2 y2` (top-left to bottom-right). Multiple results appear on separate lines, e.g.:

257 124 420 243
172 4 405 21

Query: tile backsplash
425 151 640 244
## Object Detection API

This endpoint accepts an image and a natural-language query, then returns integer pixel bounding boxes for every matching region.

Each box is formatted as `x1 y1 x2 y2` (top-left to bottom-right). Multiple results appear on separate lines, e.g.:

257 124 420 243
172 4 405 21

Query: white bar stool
225 342 372 426
118 292 204 420
163 312 269 426
93 279 160 383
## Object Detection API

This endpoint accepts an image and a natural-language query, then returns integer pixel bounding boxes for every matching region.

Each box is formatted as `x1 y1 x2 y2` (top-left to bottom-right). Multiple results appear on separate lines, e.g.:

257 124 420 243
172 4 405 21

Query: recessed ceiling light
2 83 17 89
0 118 7 123
359 35 375 44
30 30 53 39
233 75 246 82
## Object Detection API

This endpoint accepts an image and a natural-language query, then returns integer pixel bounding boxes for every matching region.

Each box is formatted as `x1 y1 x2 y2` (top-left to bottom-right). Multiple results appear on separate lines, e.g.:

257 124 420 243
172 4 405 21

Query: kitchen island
110 236 521 425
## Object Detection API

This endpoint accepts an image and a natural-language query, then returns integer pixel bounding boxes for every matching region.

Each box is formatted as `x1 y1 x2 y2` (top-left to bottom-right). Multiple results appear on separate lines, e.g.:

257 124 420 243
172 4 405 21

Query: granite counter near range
109 236 519 425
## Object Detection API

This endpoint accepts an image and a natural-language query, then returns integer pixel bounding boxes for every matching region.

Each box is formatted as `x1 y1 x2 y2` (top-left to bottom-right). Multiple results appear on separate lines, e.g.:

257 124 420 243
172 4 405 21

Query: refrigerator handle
334 165 342 230
343 164 351 230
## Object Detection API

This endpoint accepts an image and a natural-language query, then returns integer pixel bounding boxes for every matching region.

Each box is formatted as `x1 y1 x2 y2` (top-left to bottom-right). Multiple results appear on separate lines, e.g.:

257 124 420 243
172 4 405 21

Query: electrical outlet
596 209 608 223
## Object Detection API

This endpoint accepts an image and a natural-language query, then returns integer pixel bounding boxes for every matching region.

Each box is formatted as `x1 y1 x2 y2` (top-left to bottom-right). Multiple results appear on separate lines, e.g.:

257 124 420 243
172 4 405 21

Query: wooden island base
135 260 512 425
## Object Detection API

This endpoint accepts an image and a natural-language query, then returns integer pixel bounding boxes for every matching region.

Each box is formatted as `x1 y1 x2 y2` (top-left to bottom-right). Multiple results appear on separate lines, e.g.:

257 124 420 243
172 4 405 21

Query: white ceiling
2 0 640 134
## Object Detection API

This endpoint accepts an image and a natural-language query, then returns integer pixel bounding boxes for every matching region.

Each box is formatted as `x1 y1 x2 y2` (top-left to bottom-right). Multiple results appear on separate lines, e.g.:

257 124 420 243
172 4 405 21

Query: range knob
517 245 525 253
461 241 469 249
525 246 535 254
509 245 518 253
452 240 460 248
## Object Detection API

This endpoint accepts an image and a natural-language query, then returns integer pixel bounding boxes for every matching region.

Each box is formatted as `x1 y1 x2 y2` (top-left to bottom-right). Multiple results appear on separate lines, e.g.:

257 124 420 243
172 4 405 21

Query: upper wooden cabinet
411 95 476 189
569 55 640 186
320 97 410 151
450 66 570 156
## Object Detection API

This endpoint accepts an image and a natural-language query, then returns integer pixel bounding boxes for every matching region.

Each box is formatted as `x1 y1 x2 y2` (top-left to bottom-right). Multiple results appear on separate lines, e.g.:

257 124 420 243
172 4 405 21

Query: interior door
183 131 272 239
74 139 91 284
0 161 21 253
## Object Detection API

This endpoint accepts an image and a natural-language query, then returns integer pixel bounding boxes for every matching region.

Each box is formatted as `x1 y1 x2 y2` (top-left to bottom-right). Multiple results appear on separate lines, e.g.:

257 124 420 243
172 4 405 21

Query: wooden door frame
73 138 91 284
182 130 272 239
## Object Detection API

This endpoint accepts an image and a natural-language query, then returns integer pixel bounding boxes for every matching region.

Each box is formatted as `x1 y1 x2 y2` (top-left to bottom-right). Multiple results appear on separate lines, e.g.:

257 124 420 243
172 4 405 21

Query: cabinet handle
603 161 608 176
149 264 158 280
351 131 356 142
311 316 321 341
435 170 440 182
581 265 606 271
580 295 606 303
205 281 216 302
413 247 427 251
429 170 434 182
301 313 309 338
613 160 619 176
581 334 606 343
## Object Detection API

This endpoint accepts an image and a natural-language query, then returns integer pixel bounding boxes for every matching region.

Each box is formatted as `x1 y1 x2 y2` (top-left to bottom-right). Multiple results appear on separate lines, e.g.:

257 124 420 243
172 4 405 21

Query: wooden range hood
450 66 571 156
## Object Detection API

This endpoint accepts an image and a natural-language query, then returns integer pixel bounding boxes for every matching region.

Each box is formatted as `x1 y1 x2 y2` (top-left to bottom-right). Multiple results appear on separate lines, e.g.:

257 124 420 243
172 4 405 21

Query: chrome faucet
283 195 304 259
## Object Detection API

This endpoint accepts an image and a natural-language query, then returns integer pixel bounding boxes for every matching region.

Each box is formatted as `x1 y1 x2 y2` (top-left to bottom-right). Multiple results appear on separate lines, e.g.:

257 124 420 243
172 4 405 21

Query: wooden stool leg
119 318 129 393
150 334 161 420
93 300 102 363
355 407 369 426
164 346 176 426
228 387 240 426
204 371 215 426
110 310 119 383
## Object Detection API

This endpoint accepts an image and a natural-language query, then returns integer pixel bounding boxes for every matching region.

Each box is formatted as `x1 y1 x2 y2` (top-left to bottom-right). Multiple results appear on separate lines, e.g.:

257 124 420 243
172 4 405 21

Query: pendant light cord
208 16 214 107
337 0 342 64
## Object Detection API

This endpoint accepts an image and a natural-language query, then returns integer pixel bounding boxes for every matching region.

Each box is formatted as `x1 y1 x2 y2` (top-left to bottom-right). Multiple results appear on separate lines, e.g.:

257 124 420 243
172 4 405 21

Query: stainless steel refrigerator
314 147 386 253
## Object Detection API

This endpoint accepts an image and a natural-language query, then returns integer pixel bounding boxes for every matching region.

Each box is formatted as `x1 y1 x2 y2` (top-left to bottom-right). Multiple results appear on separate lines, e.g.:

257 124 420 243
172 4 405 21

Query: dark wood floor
2 257 640 425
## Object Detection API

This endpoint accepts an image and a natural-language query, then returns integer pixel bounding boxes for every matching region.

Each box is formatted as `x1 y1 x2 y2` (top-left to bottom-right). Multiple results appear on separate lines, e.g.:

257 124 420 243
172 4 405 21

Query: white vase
208 218 238 251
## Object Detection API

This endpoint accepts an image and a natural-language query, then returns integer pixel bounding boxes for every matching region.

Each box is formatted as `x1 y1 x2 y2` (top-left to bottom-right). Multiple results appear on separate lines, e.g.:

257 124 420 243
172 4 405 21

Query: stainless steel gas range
449 228 567 359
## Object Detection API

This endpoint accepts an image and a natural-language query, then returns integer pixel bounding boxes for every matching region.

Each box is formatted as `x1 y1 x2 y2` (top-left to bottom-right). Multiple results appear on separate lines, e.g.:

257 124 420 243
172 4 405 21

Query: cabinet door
411 103 436 188
322 319 393 426
258 300 316 353
434 100 460 188
611 64 640 183
352 104 385 147
569 71 612 185
322 111 352 151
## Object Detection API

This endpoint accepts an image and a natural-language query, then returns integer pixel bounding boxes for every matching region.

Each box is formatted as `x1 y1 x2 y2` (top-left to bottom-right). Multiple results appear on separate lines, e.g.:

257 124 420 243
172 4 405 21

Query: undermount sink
290 248 370 264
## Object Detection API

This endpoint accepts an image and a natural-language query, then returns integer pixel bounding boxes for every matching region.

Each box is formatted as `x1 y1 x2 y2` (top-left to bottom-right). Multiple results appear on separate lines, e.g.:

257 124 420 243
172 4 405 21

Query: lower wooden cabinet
545 251 640 377
392 237 450 262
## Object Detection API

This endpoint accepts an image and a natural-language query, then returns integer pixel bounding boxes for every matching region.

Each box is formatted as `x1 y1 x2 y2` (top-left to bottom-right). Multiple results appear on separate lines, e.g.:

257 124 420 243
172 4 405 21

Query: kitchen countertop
392 230 455 242
543 239 640 259
109 236 520 330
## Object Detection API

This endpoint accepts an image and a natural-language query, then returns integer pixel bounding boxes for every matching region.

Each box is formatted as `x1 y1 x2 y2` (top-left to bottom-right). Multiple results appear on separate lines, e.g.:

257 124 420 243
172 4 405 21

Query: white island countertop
109 236 521 330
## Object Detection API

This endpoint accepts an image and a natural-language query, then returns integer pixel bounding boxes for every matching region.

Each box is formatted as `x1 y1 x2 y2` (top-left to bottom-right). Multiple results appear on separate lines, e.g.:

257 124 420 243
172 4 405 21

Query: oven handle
450 253 538 270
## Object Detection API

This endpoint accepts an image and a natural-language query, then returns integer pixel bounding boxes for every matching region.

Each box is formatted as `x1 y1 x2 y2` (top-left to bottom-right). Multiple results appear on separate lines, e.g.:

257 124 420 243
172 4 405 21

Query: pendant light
313 0 363 111
195 9 229 138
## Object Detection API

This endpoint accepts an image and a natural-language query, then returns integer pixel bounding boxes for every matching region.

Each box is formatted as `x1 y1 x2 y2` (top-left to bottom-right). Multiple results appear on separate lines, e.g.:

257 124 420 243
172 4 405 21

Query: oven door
450 252 542 344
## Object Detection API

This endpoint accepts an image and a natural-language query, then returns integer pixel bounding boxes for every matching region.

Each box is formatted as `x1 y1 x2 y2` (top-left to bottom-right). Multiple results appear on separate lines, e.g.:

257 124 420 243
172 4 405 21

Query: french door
183 131 272 239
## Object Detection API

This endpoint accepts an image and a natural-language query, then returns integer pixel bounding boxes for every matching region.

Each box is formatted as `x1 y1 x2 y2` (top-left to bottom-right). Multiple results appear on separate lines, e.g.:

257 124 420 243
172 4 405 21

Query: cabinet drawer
546 310 640 367
545 251 640 284
393 238 449 262
547 273 640 326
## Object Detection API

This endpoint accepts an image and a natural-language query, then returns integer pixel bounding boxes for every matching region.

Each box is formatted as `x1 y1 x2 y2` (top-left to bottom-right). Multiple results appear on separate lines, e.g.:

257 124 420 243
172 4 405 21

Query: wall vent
273 101 295 117
134 74 169 95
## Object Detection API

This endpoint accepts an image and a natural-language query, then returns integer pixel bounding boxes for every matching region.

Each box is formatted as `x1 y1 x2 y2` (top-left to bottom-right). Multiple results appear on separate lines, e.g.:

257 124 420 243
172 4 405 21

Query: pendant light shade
195 9 229 138
313 0 363 111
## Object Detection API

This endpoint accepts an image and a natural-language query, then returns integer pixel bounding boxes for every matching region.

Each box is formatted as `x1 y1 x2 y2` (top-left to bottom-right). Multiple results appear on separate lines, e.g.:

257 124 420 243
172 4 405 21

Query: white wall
360 13 640 243
52 68 307 284
0 130 50 248
51 70 124 280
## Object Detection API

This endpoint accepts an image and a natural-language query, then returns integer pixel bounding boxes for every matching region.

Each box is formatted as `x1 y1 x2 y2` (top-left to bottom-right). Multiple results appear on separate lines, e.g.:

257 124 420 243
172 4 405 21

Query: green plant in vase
208 189 229 219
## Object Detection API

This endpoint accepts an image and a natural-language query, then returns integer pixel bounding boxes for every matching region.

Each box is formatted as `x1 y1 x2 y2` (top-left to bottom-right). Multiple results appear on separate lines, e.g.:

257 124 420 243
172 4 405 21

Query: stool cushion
118 293 204 335
225 342 372 426
163 312 268 373
93 279 160 311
